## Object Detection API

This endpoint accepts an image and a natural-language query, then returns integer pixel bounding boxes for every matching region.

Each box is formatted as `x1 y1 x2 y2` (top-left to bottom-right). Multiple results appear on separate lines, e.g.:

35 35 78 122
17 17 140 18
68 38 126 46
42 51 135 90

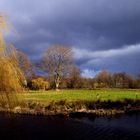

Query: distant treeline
26 70 140 90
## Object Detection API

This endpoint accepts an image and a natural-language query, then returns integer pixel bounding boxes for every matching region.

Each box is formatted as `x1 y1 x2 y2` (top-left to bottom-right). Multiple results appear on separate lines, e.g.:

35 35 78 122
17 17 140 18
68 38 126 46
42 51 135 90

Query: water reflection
0 113 139 140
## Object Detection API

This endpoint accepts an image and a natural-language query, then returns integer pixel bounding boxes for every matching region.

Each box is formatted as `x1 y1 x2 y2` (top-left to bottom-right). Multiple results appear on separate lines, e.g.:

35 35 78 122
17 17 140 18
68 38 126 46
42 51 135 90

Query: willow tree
42 45 73 90
0 15 24 94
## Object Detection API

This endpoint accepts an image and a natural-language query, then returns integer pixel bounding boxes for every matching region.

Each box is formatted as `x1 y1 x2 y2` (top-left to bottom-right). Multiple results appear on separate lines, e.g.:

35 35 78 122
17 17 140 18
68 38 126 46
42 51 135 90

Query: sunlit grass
23 89 140 104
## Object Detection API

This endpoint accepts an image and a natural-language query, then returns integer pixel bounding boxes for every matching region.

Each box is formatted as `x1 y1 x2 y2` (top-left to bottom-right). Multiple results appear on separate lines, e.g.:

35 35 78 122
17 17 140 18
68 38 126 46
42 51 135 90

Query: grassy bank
0 89 140 117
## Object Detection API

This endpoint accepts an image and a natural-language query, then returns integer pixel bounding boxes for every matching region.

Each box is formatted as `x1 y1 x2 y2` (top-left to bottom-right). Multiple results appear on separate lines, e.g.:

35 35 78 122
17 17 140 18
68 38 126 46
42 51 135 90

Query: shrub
31 77 50 90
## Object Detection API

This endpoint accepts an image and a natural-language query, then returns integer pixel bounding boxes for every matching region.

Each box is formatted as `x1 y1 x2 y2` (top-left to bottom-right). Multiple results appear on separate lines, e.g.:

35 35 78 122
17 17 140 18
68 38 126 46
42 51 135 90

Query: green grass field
24 89 140 103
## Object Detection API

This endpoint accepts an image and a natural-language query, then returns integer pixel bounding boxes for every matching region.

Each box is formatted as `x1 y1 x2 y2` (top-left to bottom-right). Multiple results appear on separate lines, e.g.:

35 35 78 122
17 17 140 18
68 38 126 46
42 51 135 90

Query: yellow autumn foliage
31 78 50 90
0 14 24 94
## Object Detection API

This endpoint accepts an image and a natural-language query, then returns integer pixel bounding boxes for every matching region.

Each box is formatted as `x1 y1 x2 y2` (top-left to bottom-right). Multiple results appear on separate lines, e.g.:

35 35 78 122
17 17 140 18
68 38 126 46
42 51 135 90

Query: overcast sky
1 0 140 77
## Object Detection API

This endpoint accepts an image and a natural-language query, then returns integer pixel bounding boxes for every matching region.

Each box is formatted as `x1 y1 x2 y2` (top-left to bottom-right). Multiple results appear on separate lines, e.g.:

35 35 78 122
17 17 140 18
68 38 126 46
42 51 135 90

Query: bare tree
67 65 81 88
42 45 73 90
96 70 112 88
17 51 34 80
112 72 134 88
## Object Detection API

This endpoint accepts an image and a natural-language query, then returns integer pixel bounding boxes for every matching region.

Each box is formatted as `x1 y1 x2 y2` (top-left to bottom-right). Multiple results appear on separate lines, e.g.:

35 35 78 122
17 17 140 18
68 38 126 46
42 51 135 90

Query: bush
31 77 50 90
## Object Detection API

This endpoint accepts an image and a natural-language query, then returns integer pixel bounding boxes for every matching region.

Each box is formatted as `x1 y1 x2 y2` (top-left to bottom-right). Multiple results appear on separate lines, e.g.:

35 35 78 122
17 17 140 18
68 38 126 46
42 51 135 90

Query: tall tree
112 72 134 88
42 45 73 90
67 65 81 88
17 51 34 81
96 70 112 88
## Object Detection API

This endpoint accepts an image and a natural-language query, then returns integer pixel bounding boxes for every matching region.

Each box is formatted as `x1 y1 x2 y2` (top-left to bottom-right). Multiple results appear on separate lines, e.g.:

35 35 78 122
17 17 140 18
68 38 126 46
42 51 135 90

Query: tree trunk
54 74 61 91
55 82 59 91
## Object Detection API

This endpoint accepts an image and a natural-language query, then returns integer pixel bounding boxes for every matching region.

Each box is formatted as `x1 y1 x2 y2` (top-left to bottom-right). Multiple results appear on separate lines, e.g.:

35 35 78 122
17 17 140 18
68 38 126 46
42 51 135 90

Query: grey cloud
77 44 140 75
1 0 140 76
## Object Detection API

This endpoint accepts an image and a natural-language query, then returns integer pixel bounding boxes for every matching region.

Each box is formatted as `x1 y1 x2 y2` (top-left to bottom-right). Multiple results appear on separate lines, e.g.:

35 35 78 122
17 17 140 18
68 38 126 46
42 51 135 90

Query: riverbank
0 99 140 117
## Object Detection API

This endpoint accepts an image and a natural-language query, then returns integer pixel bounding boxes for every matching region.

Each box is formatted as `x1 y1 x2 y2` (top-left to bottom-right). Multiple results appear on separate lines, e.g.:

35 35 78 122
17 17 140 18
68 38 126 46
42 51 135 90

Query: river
0 112 139 140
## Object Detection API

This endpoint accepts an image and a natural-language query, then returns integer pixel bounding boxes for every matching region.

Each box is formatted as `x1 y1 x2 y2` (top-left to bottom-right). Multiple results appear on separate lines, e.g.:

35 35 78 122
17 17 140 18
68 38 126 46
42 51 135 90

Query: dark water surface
0 113 139 140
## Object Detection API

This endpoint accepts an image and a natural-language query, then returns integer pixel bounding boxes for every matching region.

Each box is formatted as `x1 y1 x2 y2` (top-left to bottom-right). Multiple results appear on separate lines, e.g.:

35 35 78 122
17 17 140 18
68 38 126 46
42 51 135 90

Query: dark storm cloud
74 44 140 75
1 0 140 76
